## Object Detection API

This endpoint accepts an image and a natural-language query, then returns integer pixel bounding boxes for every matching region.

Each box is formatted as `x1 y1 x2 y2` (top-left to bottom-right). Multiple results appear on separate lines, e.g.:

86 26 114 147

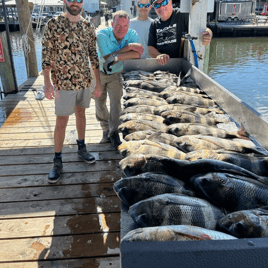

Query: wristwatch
112 53 118 62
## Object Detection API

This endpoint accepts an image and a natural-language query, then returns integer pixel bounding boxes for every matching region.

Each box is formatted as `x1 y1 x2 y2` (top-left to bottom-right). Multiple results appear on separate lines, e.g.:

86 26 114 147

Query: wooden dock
0 74 122 267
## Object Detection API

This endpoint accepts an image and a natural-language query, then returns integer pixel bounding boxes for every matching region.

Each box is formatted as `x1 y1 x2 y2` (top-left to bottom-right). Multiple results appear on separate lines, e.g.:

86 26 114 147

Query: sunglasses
153 0 170 9
67 0 83 4
137 3 151 8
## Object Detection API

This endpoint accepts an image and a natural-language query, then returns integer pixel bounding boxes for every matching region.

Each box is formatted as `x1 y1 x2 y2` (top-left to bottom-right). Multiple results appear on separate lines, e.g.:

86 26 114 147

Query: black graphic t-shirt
148 8 189 58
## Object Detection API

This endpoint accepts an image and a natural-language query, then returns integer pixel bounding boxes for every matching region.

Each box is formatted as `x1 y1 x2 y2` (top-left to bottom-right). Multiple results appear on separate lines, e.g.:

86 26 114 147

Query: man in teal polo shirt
96 10 144 151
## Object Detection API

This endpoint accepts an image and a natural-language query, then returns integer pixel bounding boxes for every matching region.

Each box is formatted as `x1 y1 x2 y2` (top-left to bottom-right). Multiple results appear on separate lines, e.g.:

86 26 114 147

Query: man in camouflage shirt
42 0 102 184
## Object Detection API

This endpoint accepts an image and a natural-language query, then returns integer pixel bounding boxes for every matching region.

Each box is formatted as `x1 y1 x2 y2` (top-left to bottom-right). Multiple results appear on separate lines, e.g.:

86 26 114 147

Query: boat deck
0 75 121 267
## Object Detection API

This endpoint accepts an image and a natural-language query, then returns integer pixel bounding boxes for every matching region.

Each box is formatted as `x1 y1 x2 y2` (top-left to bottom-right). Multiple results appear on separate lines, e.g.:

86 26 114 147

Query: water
207 37 268 121
1 32 268 121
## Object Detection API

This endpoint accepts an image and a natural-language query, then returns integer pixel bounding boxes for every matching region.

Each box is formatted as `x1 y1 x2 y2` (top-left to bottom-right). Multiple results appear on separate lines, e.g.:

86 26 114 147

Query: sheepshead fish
129 193 225 229
156 157 268 184
118 120 168 137
119 154 169 177
217 206 268 238
185 150 268 177
122 225 237 242
173 135 262 154
124 87 160 96
159 90 208 100
124 98 167 108
161 111 221 125
118 140 186 159
147 131 181 147
113 172 194 206
123 93 164 101
124 80 143 88
121 105 156 115
124 130 156 141
140 81 169 92
168 123 248 139
190 172 268 212
154 104 223 116
167 95 215 107
120 113 165 124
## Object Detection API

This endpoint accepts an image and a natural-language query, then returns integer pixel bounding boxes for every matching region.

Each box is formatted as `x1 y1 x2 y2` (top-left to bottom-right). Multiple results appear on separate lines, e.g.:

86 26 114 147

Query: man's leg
75 89 96 164
107 73 123 151
48 115 69 184
95 72 110 143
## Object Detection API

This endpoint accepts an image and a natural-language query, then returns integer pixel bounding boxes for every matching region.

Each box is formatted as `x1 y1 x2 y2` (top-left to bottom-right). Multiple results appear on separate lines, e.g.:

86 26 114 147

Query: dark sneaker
48 158 63 184
110 131 122 151
100 130 111 144
77 144 96 164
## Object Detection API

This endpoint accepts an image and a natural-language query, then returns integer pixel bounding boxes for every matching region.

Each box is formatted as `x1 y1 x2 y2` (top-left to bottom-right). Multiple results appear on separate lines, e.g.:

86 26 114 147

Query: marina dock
0 74 121 267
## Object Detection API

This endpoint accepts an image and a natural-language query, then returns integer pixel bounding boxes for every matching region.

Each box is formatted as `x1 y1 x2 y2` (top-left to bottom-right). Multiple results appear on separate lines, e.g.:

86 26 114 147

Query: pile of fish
114 69 268 242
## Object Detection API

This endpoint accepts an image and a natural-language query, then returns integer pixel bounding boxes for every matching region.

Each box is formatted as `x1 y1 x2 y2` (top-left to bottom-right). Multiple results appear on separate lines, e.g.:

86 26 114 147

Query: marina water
1 31 268 121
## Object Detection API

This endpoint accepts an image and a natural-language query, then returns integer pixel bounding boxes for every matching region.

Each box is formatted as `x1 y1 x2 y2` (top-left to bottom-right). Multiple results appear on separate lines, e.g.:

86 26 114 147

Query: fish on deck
120 113 165 124
166 94 215 107
122 225 237 242
123 98 167 108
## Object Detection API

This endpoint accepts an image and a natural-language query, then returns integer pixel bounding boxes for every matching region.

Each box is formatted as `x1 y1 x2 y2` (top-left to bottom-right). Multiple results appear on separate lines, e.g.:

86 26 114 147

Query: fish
113 172 194 206
140 81 172 92
154 104 223 116
156 157 268 184
119 154 169 177
124 87 160 96
217 206 268 238
129 193 225 229
120 113 165 124
123 93 164 101
118 140 186 159
147 131 182 147
123 98 167 108
190 172 268 212
161 111 221 125
185 150 268 177
124 80 143 88
124 130 156 141
168 123 248 139
122 225 237 242
118 120 168 137
121 105 156 115
173 135 263 154
159 90 208 100
166 95 215 107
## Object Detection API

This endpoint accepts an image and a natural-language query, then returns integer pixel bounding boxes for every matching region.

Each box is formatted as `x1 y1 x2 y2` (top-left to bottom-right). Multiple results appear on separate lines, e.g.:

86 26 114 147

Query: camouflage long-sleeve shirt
42 14 99 91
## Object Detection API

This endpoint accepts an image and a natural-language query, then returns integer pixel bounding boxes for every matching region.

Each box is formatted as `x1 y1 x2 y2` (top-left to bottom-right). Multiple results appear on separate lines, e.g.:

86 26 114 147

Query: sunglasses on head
67 0 83 4
137 3 151 8
153 0 170 9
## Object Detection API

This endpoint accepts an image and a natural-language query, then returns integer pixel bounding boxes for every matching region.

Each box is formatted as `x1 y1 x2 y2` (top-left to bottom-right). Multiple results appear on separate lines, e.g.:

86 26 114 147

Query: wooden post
0 32 17 94
15 0 38 78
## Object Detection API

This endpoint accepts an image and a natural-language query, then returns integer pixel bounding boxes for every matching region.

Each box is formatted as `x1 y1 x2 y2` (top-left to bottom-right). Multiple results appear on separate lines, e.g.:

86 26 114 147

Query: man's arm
43 67 55 100
93 67 102 98
202 27 213 46
148 46 170 66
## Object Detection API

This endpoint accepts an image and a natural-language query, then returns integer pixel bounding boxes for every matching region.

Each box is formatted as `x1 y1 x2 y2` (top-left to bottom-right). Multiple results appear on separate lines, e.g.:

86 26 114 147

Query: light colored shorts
55 89 91 116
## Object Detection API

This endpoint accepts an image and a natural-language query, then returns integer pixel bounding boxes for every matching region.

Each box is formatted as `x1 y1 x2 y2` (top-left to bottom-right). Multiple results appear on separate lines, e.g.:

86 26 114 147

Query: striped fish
129 193 225 229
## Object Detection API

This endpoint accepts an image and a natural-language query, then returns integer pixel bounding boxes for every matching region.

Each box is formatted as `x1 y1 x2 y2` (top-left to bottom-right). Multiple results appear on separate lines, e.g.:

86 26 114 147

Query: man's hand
128 43 144 57
103 54 115 74
202 31 212 46
156 54 170 66
44 84 55 100
94 82 102 98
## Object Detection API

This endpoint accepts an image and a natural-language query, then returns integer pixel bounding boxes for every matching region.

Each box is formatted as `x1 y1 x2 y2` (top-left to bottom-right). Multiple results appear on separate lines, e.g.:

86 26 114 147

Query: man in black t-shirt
148 0 212 66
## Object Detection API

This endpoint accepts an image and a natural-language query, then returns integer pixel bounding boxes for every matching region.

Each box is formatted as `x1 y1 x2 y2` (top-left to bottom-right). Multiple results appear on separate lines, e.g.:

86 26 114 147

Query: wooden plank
0 137 111 148
0 213 120 239
0 183 116 203
0 160 120 177
0 196 121 219
0 233 120 262
0 151 122 166
1 256 120 267
0 144 114 156
0 170 121 189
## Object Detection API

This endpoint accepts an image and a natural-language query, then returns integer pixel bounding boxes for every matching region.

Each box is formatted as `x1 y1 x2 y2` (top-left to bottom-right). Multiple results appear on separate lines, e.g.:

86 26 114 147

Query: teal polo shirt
97 27 139 74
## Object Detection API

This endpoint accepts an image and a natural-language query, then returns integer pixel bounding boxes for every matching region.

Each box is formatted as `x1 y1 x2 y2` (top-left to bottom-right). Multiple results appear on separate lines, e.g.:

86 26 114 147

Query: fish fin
237 124 250 140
